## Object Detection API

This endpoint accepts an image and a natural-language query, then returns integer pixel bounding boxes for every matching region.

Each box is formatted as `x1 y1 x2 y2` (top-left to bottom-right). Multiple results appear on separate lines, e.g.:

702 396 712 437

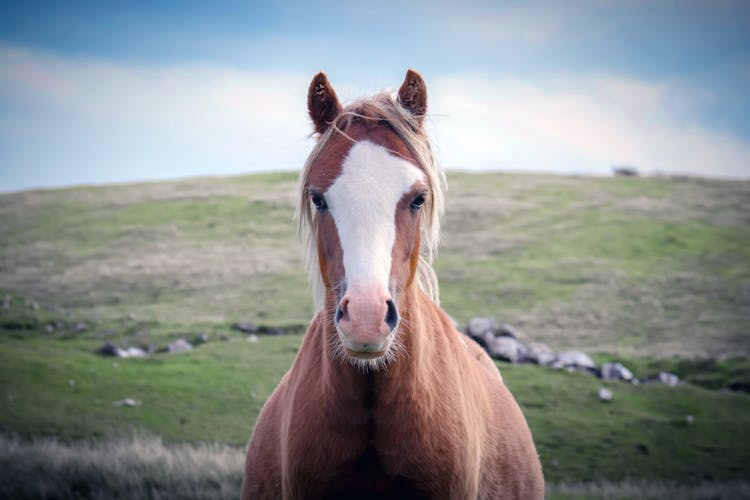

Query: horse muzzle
334 286 399 359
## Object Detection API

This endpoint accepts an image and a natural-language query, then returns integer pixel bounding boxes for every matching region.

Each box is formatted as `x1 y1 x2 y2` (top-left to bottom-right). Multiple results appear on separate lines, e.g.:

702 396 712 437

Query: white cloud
0 45 314 190
1 45 749 191
428 73 750 178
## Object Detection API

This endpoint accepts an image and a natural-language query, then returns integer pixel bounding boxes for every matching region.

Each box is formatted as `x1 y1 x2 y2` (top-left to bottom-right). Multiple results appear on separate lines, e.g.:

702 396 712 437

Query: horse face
307 126 428 361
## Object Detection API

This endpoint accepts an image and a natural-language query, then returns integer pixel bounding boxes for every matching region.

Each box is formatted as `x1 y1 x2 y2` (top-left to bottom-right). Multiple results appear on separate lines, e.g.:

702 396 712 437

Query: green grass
2 172 748 356
1 171 749 496
1 299 749 486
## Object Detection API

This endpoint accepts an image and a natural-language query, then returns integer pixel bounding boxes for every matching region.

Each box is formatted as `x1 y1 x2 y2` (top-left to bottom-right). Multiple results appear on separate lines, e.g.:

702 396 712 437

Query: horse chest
286 393 471 498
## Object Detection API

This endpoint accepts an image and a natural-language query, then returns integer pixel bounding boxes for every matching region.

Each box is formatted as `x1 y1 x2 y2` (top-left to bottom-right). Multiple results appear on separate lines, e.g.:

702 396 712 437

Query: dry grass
2 433 748 499
0 433 244 499
547 479 750 499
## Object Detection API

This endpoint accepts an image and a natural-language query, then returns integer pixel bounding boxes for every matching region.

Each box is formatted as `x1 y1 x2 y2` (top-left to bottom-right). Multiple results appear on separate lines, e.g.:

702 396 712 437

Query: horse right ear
308 72 342 135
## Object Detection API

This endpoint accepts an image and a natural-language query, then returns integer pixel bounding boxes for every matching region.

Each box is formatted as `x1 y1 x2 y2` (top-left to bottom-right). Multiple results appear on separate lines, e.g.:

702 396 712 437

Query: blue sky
1 0 749 191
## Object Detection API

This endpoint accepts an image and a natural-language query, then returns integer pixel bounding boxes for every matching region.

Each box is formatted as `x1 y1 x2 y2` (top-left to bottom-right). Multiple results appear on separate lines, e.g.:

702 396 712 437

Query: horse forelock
296 92 446 312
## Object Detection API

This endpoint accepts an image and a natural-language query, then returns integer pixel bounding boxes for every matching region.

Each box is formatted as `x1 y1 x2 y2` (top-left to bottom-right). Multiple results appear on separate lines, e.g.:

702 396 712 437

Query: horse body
243 70 543 499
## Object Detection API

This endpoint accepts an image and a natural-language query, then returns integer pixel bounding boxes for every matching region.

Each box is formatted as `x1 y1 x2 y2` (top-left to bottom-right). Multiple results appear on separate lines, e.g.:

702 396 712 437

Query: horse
242 70 544 499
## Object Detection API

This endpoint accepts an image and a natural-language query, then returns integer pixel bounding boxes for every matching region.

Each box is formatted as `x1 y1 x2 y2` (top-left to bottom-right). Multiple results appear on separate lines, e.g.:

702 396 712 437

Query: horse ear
397 69 427 126
308 72 342 135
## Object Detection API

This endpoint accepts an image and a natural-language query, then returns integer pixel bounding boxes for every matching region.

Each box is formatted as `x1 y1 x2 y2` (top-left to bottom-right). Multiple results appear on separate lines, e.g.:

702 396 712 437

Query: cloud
428 73 750 178
1 45 749 191
0 45 314 190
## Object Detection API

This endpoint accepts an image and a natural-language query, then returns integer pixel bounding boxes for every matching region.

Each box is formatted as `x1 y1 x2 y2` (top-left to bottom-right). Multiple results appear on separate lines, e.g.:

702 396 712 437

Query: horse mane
296 91 447 312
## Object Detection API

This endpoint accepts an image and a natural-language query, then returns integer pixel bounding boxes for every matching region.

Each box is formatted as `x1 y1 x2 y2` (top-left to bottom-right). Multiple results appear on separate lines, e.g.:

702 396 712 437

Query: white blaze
326 140 425 291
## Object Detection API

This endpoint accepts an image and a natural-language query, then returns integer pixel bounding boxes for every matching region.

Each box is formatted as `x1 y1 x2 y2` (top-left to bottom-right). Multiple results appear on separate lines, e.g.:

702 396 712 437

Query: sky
1 0 749 191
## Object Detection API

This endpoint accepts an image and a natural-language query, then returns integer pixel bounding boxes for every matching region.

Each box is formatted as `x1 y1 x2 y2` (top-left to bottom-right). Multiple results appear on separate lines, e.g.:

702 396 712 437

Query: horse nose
335 288 399 352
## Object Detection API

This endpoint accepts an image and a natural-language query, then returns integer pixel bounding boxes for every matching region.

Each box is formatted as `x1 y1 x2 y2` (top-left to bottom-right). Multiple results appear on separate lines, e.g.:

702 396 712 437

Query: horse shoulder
430 301 544 498
242 313 326 499
242 373 288 499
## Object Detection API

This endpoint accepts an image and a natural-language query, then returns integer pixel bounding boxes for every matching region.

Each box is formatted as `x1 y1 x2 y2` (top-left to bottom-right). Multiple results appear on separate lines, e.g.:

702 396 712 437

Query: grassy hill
1 171 749 498
2 171 748 356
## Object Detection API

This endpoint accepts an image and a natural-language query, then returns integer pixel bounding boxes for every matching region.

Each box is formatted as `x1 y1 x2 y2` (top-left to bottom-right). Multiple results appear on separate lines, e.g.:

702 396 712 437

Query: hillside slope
1 171 748 357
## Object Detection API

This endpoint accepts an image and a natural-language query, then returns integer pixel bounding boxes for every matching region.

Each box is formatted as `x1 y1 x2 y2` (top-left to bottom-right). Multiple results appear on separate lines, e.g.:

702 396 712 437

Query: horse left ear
398 69 427 126
308 72 342 135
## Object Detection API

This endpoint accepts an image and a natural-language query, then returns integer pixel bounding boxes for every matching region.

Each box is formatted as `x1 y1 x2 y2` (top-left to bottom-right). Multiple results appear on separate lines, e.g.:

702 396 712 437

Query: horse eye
410 193 426 210
311 193 327 211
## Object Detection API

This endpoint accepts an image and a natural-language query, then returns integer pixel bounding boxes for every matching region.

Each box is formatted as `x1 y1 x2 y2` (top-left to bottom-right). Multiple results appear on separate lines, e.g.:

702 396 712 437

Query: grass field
1 171 749 498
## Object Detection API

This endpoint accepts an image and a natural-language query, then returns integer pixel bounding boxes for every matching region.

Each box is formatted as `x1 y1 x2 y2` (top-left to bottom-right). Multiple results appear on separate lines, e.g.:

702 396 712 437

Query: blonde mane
296 91 447 312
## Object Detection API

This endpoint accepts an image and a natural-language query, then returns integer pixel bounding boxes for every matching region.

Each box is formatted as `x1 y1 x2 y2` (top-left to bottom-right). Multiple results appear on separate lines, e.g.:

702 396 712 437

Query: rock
70 322 87 333
120 347 147 358
686 415 695 425
232 322 258 333
2 294 10 311
498 324 519 339
613 165 638 177
45 324 54 332
219 334 230 341
246 334 259 343
99 342 147 358
487 336 527 363
257 325 284 335
114 398 141 407
465 317 497 337
536 352 558 366
100 342 121 357
600 362 634 382
598 387 613 402
465 317 498 349
642 371 680 387
193 333 209 344
167 338 193 354
525 342 553 365
554 350 596 370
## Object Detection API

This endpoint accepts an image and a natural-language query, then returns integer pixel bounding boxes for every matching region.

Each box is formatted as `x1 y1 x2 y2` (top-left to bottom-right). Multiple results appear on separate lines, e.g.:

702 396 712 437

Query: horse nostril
385 300 399 331
335 298 349 324
335 306 344 324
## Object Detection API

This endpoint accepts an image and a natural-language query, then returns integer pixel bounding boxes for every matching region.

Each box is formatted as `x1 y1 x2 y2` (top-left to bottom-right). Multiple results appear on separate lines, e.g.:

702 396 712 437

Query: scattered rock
600 362 634 382
246 334 259 343
100 342 120 357
232 322 258 333
642 371 680 387
2 294 10 311
167 338 193 353
487 337 527 364
613 165 638 177
257 325 284 335
498 324 519 339
553 351 596 370
119 347 146 358
99 342 147 358
598 387 613 402
465 317 498 348
193 333 209 344
114 398 141 407
70 322 87 333
219 334 230 341
45 324 55 332
686 415 695 425
525 342 554 365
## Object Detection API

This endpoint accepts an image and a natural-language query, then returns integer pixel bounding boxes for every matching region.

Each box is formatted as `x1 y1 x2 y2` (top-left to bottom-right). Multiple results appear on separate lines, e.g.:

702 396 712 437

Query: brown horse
242 70 544 499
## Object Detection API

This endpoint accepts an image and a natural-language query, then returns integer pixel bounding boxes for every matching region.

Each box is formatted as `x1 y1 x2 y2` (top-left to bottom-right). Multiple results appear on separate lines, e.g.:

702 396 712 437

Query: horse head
299 70 444 367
